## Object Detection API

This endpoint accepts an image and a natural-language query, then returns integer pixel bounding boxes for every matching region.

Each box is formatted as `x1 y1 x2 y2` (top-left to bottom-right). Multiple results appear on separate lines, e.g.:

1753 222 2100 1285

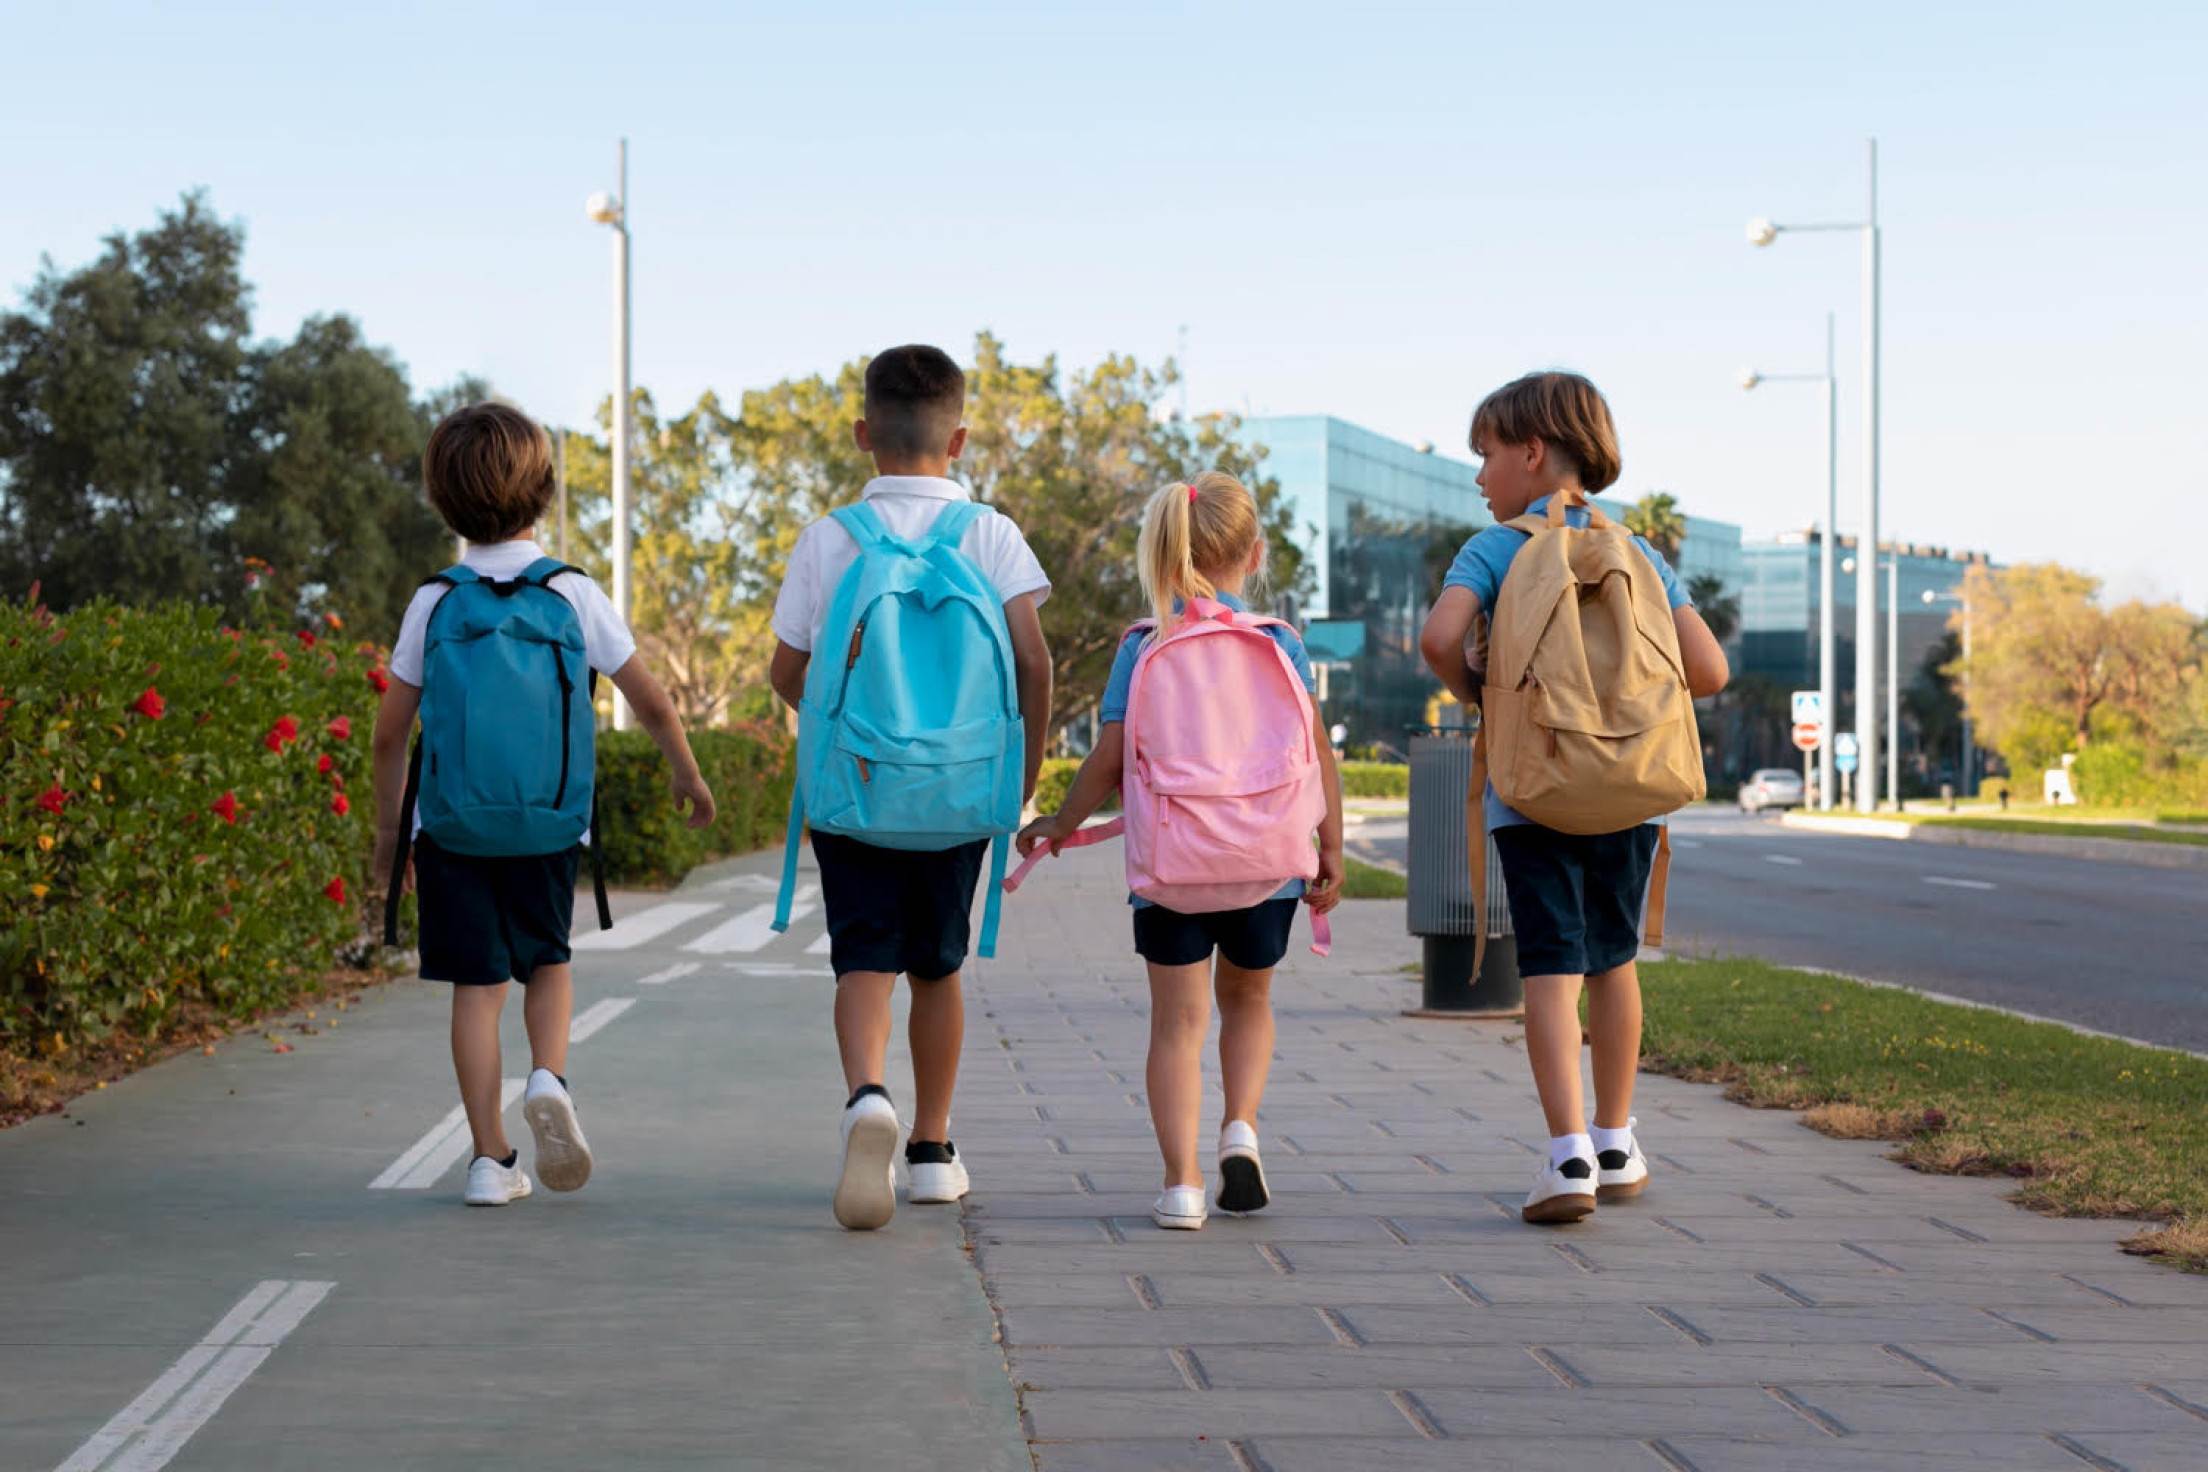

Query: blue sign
1834 732 1860 775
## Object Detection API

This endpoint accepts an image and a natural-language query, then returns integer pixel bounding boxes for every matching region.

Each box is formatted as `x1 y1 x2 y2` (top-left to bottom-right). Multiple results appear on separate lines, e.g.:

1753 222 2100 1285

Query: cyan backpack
381 557 612 944
771 500 1024 957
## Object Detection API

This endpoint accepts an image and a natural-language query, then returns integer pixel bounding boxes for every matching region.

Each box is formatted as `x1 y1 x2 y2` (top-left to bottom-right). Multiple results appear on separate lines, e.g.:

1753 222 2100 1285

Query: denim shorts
1491 824 1660 978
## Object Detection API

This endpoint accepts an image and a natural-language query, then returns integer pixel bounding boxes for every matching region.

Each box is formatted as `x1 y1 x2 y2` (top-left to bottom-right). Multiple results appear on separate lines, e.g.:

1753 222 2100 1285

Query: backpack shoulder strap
426 565 475 587
1501 513 1549 536
517 556 581 585
829 502 900 554
922 499 986 551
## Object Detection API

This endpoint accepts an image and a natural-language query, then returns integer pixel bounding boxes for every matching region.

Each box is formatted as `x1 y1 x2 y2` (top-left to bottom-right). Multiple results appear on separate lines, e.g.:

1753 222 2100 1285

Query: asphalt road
1348 805 2208 1055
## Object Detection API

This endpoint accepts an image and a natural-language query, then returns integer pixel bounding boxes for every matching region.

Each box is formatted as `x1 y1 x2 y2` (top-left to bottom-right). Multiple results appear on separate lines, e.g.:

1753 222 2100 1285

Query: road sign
1835 731 1859 774
1792 723 1823 753
1791 690 1825 727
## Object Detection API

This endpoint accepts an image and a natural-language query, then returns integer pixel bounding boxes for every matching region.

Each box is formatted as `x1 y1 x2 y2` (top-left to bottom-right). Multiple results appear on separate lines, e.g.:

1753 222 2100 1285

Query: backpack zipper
847 618 867 669
553 651 575 808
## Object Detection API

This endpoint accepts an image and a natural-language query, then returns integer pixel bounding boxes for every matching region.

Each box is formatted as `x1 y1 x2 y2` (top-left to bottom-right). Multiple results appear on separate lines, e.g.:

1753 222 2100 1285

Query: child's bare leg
1213 959 1275 1126
451 984 511 1159
521 962 573 1077
1145 960 1213 1188
833 971 897 1095
1584 960 1642 1129
1521 973 1588 1138
907 971 963 1142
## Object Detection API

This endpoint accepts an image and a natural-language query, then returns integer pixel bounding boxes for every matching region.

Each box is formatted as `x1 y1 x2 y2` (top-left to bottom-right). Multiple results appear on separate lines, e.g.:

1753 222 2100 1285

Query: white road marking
369 1079 526 1189
706 873 784 893
59 1280 333 1472
636 961 701 986
683 899 815 954
570 900 721 951
726 962 836 978
1924 875 1997 891
567 997 636 1045
1761 853 1805 867
1672 838 1704 849
805 931 832 955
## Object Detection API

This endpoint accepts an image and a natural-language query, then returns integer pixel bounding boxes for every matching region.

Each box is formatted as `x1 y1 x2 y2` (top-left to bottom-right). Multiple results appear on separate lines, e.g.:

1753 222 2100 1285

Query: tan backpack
1468 488 1704 971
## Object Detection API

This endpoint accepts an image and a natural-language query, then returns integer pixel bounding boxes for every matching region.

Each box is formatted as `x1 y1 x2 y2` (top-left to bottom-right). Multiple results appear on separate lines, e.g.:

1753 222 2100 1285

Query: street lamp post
1924 586 1973 795
587 140 633 731
1749 137 1882 810
1739 310 1839 810
1844 552 1902 809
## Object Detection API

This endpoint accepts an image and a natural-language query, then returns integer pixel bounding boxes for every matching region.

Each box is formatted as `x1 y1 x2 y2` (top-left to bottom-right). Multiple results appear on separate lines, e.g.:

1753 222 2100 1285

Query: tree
1905 629 1965 779
1687 572 1739 645
1623 491 1686 565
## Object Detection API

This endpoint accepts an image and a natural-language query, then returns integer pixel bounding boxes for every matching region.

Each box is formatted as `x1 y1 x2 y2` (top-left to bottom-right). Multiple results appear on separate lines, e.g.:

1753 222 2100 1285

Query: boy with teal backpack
372 402 715 1208
768 345 1052 1231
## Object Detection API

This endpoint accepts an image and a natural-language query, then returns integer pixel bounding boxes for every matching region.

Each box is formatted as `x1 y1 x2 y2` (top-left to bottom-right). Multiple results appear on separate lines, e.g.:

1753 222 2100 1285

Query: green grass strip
1340 856 1408 899
1910 815 2208 847
1640 957 2208 1270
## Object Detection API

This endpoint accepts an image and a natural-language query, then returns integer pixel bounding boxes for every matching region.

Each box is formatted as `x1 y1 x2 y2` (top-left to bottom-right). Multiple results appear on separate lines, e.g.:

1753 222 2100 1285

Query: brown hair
423 402 558 544
1468 371 1622 492
1137 470 1263 630
863 344 966 458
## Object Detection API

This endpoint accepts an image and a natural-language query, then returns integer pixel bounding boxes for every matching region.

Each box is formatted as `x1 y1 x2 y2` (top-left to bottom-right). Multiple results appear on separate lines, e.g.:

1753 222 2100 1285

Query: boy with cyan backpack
767 345 1052 1231
373 402 716 1208
1419 373 1729 1225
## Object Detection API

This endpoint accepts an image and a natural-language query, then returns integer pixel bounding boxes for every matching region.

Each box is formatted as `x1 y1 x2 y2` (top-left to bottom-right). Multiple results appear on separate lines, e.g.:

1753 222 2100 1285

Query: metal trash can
1405 726 1523 1018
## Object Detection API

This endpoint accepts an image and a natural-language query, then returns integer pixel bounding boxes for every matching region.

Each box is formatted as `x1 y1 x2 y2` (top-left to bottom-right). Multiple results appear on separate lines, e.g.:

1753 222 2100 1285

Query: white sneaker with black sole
1217 1120 1269 1214
1597 1119 1650 1202
522 1068 593 1193
906 1140 969 1204
1521 1156 1597 1225
834 1086 900 1231
1153 1184 1207 1231
464 1152 532 1207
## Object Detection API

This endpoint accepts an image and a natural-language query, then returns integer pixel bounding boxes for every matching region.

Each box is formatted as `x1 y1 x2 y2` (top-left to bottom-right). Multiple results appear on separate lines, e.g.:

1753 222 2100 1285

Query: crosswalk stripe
571 900 721 951
805 931 832 955
636 961 701 986
683 900 814 954
369 1079 526 1190
567 997 636 1045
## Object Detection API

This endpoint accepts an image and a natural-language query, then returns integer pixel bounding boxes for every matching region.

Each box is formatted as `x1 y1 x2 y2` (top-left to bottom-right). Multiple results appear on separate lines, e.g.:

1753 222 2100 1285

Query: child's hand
1017 813 1069 858
673 772 717 829
1306 847 1344 916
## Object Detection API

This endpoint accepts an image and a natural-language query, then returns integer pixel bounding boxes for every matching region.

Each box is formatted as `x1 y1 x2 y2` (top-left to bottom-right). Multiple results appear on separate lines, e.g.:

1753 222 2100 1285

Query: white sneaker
1217 1120 1270 1215
1153 1184 1208 1231
464 1153 532 1207
834 1089 900 1231
1597 1119 1650 1202
522 1068 593 1193
1521 1158 1597 1225
906 1141 970 1204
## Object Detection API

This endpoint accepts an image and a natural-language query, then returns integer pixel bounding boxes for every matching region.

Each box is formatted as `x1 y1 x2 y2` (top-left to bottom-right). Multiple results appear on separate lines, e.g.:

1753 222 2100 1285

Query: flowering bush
1 588 385 1046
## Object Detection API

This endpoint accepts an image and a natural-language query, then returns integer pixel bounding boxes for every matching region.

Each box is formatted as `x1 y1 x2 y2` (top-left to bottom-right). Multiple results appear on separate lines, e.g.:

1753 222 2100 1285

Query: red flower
331 793 351 816
325 612 345 631
296 630 317 648
36 783 66 816
326 715 352 741
269 649 289 669
132 686 167 720
366 667 391 694
316 753 334 775
211 791 240 825
264 728 286 753
323 876 347 905
274 715 300 741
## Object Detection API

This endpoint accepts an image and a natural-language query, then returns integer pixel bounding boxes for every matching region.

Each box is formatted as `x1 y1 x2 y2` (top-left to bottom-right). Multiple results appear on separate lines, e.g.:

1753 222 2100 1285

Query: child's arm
1004 592 1052 802
1674 606 1731 699
1016 723 1121 856
1419 586 1483 706
370 679 422 895
769 640 808 712
1306 705 1346 914
608 657 718 829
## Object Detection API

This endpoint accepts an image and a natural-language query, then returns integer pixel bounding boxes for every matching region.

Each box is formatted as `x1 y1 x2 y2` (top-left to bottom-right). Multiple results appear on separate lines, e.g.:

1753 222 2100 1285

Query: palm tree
1624 492 1687 565
1688 573 1740 645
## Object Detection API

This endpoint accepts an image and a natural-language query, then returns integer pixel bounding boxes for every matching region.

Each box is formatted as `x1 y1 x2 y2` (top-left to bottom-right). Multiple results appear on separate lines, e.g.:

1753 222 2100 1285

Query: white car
1738 768 1806 813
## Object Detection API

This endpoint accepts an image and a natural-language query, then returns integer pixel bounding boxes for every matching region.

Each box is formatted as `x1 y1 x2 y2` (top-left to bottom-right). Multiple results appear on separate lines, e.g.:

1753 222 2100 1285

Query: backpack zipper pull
856 755 872 784
847 620 866 669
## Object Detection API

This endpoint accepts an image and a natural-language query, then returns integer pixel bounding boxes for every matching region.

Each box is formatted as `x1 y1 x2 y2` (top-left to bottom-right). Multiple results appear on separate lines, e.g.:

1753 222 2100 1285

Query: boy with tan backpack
1420 372 1729 1224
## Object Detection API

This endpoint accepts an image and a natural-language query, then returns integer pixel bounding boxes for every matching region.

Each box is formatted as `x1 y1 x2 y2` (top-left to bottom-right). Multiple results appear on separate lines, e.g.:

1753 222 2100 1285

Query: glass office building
1237 415 1744 746
1739 531 1989 693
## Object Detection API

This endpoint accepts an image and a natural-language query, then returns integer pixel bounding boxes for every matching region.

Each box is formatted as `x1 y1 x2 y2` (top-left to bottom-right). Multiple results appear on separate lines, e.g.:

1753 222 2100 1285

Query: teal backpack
382 558 612 944
771 501 1024 957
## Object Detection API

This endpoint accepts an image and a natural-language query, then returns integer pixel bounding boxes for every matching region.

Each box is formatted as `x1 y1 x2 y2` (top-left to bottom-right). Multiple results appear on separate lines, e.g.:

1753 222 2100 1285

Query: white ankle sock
1549 1132 1594 1168
1591 1123 1634 1158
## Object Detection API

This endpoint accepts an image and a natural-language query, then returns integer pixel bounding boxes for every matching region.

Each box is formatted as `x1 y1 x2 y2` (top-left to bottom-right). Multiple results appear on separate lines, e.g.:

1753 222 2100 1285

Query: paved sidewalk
962 841 2208 1471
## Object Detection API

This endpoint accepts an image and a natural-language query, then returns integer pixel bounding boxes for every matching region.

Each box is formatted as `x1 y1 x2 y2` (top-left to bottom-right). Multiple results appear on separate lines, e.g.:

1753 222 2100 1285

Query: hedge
593 725 793 887
1031 756 1407 812
2 589 383 1046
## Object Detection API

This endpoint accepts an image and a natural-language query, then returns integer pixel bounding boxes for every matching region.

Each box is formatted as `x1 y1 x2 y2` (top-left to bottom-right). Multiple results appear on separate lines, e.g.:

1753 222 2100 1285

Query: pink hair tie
1186 483 1200 504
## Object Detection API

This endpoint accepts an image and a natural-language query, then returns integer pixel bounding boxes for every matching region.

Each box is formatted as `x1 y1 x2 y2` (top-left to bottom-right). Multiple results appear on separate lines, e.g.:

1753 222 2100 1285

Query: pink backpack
1005 598 1333 953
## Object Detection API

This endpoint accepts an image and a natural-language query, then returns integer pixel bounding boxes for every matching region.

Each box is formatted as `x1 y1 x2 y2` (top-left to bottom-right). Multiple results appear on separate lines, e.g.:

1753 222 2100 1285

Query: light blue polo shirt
1098 593 1317 907
1442 495 1692 832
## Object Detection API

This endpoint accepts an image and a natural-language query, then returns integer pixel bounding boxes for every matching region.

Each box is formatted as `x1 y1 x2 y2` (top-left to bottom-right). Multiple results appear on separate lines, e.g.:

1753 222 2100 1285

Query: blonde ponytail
1137 470 1262 632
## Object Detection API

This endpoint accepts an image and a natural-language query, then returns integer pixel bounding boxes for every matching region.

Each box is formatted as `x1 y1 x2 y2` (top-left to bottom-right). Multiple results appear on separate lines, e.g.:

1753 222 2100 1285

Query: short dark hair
862 344 966 458
1469 371 1622 492
423 402 558 543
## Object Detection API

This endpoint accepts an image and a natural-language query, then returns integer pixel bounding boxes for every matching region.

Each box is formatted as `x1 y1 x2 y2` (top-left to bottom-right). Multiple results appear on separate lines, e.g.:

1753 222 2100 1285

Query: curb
1780 812 2208 871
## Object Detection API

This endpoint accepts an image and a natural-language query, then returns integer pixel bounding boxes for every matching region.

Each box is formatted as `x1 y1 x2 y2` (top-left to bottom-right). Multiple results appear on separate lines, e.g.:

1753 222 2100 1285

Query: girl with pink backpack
1015 472 1345 1231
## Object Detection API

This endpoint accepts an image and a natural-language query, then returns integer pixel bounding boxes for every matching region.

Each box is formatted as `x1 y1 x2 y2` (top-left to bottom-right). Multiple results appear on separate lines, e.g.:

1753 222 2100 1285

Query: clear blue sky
7 1 2205 610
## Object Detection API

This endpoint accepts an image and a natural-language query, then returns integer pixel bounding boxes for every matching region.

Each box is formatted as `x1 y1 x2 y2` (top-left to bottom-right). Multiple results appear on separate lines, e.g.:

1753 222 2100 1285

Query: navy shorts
1491 823 1660 978
414 836 581 986
811 831 989 980
1132 896 1300 970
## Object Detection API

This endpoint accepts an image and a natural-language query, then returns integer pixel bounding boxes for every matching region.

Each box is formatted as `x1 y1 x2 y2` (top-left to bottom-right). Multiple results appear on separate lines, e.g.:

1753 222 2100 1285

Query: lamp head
1922 589 1939 606
1842 556 1857 575
1738 369 1762 391
1746 218 1779 248
586 191 623 226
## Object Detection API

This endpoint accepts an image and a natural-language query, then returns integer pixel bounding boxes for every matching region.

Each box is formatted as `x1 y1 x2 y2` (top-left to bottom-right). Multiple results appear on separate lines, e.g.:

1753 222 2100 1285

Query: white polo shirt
388 539 636 688
770 476 1051 653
